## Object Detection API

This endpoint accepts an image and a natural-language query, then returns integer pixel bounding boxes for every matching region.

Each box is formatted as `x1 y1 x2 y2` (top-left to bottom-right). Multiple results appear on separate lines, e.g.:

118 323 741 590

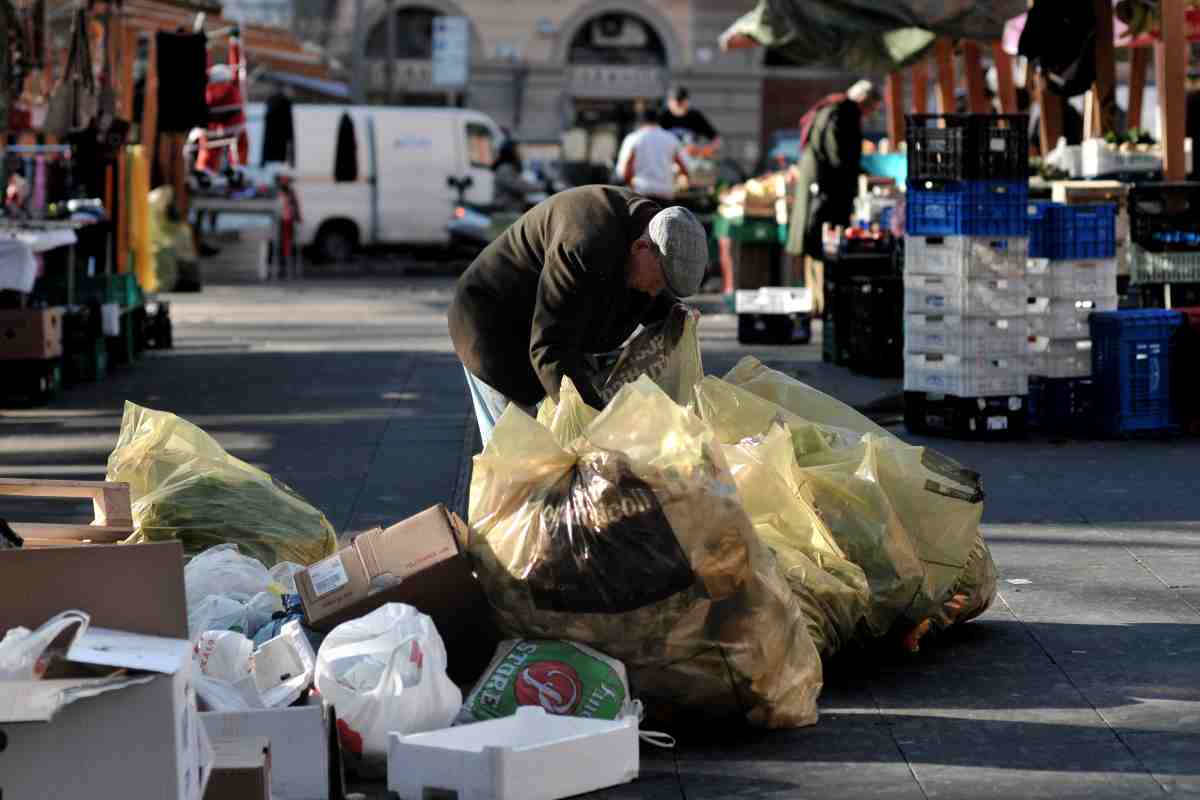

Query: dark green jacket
786 99 863 259
448 186 668 409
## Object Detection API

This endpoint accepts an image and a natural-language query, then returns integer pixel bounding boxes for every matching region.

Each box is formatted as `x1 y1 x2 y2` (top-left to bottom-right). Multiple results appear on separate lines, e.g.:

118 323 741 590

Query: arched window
567 12 666 67
365 5 438 59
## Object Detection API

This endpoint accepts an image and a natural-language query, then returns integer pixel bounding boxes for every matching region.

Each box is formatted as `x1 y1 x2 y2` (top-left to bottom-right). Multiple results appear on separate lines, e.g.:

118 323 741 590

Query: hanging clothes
1018 0 1097 98
156 31 208 133
261 92 295 166
203 35 248 168
334 112 358 182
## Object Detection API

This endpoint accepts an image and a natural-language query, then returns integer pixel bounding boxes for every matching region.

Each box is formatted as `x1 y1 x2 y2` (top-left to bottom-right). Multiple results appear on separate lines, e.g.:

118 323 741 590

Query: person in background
492 138 542 212
615 107 689 202
659 86 722 157
448 186 708 444
785 79 882 314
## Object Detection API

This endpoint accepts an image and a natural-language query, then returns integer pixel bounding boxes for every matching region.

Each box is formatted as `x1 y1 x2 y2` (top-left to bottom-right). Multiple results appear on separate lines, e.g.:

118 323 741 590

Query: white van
245 104 505 260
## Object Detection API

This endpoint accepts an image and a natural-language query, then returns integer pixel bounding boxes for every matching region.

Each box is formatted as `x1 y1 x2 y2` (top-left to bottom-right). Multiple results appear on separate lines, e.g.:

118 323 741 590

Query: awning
255 70 351 99
720 0 1027 72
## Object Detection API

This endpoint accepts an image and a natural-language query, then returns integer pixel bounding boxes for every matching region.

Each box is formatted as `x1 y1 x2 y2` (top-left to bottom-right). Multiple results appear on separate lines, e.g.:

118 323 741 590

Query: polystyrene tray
387 707 639 800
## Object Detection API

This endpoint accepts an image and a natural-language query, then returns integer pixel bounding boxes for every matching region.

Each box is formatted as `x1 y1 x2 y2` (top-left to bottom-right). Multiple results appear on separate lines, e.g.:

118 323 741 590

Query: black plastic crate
1028 376 1097 436
737 312 812 345
904 392 1028 439
848 276 902 378
1127 282 1200 309
1128 182 1200 252
906 113 1029 182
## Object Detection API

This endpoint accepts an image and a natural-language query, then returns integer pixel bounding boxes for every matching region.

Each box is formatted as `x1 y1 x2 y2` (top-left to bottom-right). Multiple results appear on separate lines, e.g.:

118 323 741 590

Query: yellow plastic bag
595 303 703 406
535 377 600 448
469 377 822 727
721 424 871 657
107 402 338 566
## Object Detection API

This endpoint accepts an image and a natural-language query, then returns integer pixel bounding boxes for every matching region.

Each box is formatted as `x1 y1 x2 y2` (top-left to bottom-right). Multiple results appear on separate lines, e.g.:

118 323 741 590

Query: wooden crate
0 478 135 547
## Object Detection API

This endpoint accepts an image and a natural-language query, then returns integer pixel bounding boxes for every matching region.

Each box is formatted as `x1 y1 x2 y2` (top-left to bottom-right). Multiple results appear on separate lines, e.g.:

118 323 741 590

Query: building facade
308 0 864 171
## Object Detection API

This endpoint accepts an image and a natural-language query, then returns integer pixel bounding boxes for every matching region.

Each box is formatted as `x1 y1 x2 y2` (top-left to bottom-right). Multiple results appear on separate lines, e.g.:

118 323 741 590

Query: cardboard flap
356 504 458 580
68 627 193 674
0 673 157 723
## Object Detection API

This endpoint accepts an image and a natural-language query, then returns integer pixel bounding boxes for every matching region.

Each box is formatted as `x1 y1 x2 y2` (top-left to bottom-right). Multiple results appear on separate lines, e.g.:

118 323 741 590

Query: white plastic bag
268 561 306 595
315 604 462 759
193 621 316 712
185 544 272 606
195 630 254 683
0 610 89 680
189 594 252 639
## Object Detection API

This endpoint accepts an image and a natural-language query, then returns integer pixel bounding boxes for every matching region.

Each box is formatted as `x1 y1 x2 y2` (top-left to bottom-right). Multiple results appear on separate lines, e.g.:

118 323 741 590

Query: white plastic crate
1026 296 1118 338
387 707 639 800
904 273 1027 316
904 314 1027 356
1027 337 1093 378
904 235 1028 277
1026 258 1117 298
1129 244 1200 284
904 352 1028 396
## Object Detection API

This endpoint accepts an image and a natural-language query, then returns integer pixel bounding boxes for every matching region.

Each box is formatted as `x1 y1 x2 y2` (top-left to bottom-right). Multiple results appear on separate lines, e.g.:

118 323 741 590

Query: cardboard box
295 504 498 684
0 307 63 360
0 628 212 800
202 703 334 800
205 737 272 800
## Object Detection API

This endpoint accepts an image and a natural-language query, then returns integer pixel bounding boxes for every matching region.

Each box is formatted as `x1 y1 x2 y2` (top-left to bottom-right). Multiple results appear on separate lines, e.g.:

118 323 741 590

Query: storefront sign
432 16 470 87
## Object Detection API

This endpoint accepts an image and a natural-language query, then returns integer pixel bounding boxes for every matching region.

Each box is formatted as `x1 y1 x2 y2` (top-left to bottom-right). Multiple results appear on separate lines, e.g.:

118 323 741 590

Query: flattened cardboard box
202 702 335 800
296 504 497 684
205 737 272 800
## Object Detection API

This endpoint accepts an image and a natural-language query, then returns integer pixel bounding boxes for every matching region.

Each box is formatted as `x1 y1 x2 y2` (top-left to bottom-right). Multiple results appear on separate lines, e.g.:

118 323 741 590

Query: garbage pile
1 307 998 800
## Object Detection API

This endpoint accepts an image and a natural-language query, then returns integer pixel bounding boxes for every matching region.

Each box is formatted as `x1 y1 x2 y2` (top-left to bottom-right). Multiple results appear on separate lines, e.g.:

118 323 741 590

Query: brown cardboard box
296 504 498 685
205 737 272 800
0 541 187 638
0 307 63 360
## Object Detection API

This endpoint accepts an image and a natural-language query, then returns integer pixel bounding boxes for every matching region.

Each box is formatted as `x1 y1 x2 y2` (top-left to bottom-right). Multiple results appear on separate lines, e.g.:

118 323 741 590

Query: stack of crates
1089 309 1183 436
1025 201 1119 434
1127 183 1200 309
902 113 1030 438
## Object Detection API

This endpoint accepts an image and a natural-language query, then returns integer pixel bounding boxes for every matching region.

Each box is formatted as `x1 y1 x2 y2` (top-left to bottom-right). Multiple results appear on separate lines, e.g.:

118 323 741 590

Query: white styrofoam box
735 286 812 314
388 707 639 800
904 352 1028 397
1026 296 1118 338
904 314 1027 356
904 235 1028 278
904 273 1028 317
1026 258 1117 299
1027 337 1093 378
1081 137 1193 178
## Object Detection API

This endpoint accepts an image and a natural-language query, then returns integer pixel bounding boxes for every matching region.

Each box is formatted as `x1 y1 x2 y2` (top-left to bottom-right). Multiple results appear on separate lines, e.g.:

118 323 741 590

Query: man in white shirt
615 108 689 201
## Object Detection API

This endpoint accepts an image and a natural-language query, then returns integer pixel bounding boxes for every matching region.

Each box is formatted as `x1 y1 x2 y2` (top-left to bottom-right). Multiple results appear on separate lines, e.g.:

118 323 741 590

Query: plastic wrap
469 376 822 728
536 377 601 448
106 401 338 566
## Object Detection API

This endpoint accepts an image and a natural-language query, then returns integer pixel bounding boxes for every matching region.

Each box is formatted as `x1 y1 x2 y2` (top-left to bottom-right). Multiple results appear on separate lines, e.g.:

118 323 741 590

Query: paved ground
3 277 1198 799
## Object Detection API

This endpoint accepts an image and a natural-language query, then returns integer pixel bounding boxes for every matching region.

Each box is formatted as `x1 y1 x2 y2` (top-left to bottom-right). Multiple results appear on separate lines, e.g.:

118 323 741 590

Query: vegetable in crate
107 401 338 566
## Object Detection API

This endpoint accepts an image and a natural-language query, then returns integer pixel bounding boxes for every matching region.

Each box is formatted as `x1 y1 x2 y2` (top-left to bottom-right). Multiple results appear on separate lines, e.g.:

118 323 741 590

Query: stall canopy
719 0 1027 72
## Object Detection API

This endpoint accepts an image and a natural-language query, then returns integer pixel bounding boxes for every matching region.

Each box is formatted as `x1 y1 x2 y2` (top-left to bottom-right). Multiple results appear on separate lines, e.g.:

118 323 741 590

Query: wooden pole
1035 74 1063 156
384 0 396 104
992 42 1018 114
962 40 988 113
1129 46 1150 133
1092 0 1118 135
912 59 929 114
934 38 956 113
1157 0 1187 180
884 73 905 149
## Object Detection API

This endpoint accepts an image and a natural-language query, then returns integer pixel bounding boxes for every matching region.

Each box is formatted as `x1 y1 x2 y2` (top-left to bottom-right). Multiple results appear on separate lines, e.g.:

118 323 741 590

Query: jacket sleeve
529 242 609 409
827 103 864 174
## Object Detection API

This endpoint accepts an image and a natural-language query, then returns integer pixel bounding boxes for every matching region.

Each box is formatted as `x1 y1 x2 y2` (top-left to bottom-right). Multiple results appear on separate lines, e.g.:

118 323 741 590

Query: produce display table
190 194 297 282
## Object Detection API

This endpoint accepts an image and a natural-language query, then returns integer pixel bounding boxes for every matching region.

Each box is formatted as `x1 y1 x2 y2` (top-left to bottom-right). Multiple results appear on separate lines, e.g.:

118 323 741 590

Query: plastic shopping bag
595 303 703 406
0 610 89 680
184 545 284 639
536 377 600 447
469 376 822 728
106 401 338 566
315 604 462 759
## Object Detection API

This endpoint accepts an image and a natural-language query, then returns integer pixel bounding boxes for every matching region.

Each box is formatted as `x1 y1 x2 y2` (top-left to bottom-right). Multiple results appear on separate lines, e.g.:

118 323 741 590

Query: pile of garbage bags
468 318 997 728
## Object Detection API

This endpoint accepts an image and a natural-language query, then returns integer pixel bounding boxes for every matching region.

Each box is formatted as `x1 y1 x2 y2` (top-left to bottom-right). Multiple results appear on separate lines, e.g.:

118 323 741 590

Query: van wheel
315 222 358 263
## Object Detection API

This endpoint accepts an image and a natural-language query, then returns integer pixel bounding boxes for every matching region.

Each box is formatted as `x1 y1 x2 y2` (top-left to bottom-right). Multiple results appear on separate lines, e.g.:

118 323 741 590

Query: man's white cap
847 79 878 103
647 206 707 297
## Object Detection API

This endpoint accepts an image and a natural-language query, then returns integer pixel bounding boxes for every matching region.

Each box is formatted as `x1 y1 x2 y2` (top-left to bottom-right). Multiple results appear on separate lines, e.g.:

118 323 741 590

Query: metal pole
350 0 366 103
384 0 396 104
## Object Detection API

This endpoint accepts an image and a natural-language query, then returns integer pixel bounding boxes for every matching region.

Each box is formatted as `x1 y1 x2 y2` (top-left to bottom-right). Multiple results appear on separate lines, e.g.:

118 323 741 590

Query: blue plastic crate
1028 203 1117 260
906 180 1029 236
1089 309 1183 436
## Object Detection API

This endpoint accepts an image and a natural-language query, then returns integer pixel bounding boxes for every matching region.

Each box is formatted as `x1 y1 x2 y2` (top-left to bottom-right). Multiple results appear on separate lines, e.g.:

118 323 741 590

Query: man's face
668 97 689 116
627 239 667 295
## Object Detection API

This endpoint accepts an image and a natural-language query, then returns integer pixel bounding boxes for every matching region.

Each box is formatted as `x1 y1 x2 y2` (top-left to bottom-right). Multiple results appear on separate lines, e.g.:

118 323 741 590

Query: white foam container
1026 258 1117 298
904 273 1028 317
387 707 639 800
1027 337 1093 378
1026 296 1118 338
905 235 1028 278
904 314 1027 356
904 352 1028 396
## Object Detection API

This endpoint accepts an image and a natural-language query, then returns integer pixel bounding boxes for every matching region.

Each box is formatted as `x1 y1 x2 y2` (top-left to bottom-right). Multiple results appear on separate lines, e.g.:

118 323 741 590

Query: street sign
431 15 470 88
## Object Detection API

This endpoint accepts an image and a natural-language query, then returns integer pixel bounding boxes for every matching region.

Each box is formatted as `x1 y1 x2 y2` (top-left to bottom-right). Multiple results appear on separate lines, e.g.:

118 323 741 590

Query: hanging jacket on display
261 92 295 166
155 31 208 133
1019 0 1097 98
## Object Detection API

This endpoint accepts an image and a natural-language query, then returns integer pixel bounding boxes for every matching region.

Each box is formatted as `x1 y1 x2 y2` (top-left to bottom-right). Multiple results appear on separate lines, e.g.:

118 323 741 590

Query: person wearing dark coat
785 80 881 314
448 186 708 444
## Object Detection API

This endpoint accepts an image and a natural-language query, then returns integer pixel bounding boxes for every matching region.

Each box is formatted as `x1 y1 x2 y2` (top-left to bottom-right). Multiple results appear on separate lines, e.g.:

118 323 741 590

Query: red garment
201 36 248 168
799 93 847 149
